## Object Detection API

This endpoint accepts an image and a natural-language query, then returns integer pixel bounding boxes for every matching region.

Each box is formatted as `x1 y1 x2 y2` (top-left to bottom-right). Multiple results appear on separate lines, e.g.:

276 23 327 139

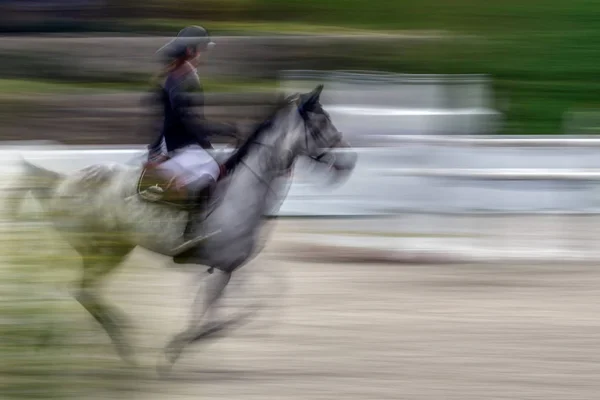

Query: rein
234 105 332 197
219 96 338 202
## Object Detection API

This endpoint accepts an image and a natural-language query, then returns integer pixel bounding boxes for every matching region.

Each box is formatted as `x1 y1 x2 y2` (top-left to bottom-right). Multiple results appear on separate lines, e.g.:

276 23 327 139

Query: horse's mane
222 94 293 173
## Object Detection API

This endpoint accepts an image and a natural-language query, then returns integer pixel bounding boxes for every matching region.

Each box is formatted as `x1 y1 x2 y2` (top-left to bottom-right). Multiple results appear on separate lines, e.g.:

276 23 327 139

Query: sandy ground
22 218 594 400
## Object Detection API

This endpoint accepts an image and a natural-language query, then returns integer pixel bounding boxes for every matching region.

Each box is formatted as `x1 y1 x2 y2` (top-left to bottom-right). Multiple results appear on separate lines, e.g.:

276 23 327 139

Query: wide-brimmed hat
156 25 216 61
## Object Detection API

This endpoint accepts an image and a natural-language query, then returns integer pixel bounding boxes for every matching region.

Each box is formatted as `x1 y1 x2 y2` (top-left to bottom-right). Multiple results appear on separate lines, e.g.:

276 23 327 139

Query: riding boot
183 175 216 242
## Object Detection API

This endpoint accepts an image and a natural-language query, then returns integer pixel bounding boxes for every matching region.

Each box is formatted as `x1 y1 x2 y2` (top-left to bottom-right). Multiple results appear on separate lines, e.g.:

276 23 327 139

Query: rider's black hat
156 25 216 61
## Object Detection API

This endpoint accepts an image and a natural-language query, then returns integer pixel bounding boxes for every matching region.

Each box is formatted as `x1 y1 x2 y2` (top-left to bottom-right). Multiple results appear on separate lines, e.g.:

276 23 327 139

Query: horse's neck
209 124 293 236
226 133 284 209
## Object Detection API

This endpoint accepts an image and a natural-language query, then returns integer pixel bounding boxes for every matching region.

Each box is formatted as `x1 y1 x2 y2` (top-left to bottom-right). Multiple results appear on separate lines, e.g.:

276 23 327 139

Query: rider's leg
157 145 219 194
186 173 216 204
155 146 220 240
161 146 219 192
180 172 216 241
170 145 220 184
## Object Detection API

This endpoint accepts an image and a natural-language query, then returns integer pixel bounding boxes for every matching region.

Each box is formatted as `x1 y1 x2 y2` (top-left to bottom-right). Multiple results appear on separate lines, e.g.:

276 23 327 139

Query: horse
8 85 357 373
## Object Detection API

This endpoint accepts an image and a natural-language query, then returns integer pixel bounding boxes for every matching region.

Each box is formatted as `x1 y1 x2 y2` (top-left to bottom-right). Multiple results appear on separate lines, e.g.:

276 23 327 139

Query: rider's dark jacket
147 68 234 160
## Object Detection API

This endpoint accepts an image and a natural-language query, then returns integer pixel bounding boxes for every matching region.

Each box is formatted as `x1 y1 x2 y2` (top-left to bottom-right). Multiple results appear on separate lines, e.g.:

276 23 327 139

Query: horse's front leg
159 268 231 374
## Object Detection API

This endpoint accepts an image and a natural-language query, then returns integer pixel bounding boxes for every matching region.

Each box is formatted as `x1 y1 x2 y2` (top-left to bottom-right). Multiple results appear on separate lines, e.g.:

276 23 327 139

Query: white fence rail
279 71 503 137
5 138 600 215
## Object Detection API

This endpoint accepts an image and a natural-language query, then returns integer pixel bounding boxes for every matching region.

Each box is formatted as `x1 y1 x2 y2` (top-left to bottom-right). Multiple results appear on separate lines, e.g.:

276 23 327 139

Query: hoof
113 339 138 367
156 358 174 379
118 347 139 368
157 338 184 378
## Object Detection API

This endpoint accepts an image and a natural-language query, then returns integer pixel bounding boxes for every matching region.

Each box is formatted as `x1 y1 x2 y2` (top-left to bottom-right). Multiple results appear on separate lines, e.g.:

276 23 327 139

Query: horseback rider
146 25 237 208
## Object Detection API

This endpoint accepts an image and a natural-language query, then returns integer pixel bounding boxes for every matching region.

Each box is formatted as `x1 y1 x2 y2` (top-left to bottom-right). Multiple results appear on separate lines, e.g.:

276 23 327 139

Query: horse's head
229 85 356 186
288 85 357 185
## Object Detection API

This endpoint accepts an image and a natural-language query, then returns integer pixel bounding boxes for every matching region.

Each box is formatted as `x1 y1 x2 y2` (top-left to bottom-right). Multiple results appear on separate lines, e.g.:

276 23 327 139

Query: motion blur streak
2 1 600 399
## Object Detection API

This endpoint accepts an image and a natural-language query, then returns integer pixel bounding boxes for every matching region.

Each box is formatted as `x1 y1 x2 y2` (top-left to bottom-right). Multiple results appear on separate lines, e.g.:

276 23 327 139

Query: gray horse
9 85 357 372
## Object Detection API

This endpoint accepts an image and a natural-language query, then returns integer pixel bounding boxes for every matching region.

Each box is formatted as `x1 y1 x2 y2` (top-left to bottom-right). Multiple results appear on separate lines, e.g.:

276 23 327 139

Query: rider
147 25 236 206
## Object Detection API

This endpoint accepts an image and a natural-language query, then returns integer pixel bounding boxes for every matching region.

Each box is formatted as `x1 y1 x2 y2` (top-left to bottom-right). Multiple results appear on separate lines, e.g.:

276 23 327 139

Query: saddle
137 157 227 210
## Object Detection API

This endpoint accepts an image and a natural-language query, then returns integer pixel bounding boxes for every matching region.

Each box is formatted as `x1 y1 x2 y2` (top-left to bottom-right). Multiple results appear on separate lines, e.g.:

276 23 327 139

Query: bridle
237 98 340 196
298 103 342 168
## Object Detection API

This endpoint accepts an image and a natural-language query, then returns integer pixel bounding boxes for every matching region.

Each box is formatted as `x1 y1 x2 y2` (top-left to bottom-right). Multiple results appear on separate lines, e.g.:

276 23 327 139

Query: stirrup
139 184 165 202
170 229 221 256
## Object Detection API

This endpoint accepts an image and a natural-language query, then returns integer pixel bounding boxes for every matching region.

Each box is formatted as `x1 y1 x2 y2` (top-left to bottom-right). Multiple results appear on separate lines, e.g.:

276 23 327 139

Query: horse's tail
4 158 63 221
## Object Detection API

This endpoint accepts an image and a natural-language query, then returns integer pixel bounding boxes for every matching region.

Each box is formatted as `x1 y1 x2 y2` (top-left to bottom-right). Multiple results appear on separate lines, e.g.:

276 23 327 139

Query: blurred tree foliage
88 0 600 135
142 0 256 20
3 0 600 134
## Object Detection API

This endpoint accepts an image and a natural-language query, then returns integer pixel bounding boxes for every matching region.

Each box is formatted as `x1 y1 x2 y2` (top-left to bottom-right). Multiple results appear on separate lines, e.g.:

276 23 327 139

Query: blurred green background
1 2 600 398
1 0 599 135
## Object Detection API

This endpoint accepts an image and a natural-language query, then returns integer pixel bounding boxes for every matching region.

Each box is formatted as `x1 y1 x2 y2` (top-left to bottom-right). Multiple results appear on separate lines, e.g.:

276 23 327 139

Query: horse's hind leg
74 243 135 364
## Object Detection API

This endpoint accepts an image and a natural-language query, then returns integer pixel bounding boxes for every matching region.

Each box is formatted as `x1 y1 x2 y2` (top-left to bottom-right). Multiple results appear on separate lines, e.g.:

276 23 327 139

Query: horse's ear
307 85 324 104
299 84 324 112
312 84 324 99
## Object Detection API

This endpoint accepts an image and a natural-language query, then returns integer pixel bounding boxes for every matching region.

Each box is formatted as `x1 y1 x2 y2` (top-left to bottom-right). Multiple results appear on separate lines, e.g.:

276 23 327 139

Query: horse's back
71 163 127 190
50 162 136 227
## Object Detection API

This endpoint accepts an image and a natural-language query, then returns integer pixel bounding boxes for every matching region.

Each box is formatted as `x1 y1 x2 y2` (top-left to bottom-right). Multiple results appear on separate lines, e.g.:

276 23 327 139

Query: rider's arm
147 134 167 163
145 89 168 162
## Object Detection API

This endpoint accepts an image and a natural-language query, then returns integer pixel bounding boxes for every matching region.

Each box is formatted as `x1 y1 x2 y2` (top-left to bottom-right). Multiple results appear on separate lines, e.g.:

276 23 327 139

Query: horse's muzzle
326 140 357 186
332 140 357 172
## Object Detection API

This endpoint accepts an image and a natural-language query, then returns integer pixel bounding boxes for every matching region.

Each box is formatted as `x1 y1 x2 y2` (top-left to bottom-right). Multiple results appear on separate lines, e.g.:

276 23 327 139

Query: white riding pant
159 144 220 186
